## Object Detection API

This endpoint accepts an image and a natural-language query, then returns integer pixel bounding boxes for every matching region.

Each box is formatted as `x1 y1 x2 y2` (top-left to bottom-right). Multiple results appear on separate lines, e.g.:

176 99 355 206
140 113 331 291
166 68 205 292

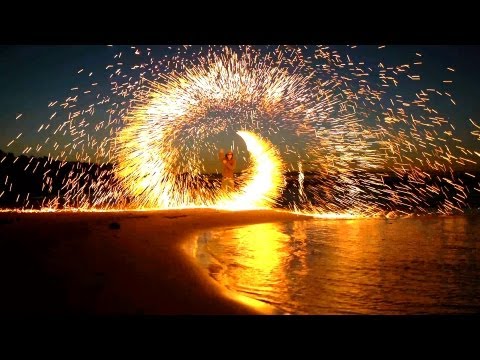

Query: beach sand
0 208 309 315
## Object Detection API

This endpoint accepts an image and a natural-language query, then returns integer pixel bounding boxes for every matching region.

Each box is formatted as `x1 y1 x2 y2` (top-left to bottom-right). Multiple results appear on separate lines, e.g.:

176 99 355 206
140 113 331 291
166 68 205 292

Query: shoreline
0 208 310 315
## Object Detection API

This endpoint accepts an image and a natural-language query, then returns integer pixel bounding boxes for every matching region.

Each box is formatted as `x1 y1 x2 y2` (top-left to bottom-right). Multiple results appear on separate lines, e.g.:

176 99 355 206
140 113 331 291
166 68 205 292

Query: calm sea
195 215 480 314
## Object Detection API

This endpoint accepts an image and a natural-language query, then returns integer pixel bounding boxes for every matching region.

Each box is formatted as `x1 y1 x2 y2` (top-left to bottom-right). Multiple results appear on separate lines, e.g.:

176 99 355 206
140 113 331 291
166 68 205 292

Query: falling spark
0 45 478 217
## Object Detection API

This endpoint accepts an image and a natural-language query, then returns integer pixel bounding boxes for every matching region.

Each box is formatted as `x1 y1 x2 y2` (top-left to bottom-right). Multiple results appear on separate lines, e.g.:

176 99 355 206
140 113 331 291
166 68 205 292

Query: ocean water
194 215 480 314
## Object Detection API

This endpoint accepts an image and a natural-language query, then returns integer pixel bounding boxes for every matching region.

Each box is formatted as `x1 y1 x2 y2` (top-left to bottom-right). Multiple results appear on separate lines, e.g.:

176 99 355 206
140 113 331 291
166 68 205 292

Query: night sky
1 45 480 172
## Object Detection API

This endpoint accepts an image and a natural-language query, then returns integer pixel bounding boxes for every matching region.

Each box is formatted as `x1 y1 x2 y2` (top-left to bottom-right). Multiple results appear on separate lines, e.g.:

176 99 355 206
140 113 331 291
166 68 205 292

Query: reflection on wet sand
197 223 290 309
196 216 480 314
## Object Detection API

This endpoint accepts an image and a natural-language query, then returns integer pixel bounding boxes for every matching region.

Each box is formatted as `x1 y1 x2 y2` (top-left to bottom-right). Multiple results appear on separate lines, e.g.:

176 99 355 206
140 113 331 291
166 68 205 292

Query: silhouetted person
219 148 236 192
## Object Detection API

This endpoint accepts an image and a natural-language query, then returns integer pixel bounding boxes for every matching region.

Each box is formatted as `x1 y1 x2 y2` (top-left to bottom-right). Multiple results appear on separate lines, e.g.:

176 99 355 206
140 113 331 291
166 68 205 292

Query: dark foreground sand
0 208 309 315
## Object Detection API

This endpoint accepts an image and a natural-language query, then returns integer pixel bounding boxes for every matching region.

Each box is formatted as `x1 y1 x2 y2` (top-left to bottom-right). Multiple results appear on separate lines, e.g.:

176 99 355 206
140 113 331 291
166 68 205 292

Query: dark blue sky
1 45 480 167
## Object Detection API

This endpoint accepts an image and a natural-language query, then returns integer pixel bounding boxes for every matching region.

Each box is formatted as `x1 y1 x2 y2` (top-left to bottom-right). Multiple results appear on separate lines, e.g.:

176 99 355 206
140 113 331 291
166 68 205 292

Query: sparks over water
1 45 479 216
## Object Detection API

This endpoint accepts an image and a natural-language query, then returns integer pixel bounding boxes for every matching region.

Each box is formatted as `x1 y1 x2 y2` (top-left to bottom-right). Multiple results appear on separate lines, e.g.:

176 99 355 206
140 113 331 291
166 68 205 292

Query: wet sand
0 208 309 315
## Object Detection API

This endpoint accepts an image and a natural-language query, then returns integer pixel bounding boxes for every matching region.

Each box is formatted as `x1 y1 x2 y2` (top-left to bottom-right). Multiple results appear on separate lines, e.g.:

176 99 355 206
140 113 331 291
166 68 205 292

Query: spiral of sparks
2 45 479 216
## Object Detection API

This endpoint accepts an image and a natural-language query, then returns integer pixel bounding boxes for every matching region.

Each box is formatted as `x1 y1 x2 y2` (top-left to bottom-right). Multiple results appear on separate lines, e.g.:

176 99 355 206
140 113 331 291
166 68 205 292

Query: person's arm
219 149 225 161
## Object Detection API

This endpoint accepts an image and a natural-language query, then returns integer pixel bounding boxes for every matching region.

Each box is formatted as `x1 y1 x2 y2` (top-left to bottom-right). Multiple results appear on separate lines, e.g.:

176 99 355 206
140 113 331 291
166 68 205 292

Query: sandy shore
0 208 309 315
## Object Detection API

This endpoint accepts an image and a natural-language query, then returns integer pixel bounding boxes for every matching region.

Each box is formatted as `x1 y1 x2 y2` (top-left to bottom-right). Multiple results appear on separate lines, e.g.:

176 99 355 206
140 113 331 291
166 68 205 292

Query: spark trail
1 45 478 216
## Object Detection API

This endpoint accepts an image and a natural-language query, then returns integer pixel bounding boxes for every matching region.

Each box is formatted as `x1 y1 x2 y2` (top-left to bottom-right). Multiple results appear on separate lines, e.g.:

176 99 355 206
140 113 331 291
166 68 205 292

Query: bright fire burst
214 131 285 210
1 45 479 217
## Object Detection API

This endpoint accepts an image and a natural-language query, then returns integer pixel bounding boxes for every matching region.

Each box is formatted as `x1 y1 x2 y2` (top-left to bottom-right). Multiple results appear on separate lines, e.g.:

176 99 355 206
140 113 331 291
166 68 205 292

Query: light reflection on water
195 216 480 314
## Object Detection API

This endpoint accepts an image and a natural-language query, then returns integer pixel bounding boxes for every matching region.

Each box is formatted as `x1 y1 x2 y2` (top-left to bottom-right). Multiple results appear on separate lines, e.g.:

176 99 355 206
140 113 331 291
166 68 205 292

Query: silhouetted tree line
0 150 113 209
1 149 479 210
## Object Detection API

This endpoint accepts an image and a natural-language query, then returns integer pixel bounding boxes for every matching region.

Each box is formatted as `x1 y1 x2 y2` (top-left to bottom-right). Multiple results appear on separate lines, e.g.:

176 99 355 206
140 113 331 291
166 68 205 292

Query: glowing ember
1 45 479 217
